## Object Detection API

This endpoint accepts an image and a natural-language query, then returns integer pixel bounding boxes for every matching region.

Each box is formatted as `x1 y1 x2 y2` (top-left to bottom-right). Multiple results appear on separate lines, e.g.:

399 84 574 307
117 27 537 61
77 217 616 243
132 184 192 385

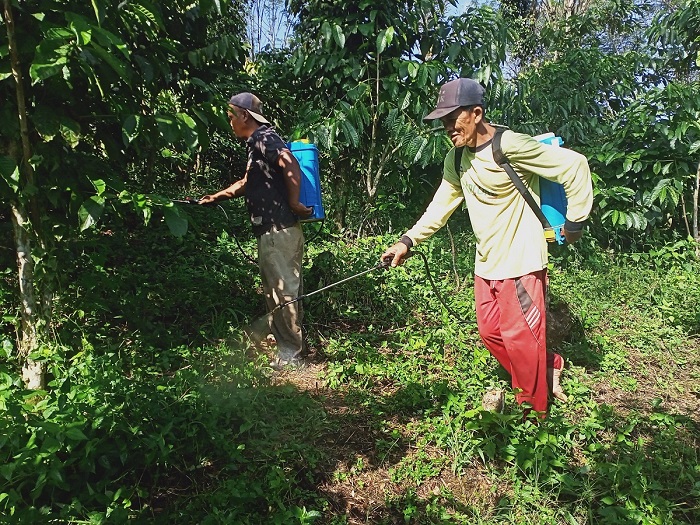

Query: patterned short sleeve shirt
244 125 298 236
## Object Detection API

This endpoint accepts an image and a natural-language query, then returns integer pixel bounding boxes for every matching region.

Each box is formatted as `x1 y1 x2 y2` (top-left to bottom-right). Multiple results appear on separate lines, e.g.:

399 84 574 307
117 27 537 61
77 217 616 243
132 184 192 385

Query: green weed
1 222 699 523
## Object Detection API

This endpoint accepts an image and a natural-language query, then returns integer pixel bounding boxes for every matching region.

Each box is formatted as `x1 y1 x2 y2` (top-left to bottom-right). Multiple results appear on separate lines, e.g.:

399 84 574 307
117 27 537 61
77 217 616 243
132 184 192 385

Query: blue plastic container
288 141 325 222
534 133 567 244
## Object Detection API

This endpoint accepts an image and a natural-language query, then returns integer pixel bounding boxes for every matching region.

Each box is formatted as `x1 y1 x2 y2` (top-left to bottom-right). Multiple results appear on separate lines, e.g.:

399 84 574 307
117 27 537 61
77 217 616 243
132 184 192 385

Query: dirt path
270 354 500 524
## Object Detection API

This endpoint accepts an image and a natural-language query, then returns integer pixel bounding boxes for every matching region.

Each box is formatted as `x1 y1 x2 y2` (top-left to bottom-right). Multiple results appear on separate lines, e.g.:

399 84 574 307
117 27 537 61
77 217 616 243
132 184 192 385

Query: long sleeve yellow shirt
404 129 593 280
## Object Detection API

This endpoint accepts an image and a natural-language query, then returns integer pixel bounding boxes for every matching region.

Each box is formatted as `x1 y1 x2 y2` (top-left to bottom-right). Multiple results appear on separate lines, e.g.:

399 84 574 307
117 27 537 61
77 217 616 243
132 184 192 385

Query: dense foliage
0 0 248 381
1 215 699 522
1 0 247 227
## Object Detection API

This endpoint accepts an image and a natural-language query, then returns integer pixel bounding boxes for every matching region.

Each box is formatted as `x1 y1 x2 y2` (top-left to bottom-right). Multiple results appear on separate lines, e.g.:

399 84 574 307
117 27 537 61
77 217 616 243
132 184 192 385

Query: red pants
474 269 562 414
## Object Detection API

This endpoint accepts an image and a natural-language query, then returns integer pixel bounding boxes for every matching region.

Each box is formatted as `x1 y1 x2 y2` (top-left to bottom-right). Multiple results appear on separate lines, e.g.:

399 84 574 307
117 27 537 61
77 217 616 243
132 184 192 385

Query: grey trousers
258 223 304 361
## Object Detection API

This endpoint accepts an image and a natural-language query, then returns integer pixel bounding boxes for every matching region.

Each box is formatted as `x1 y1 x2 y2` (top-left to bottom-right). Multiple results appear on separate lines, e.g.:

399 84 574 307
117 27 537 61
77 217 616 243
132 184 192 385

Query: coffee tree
491 0 700 247
1 0 247 387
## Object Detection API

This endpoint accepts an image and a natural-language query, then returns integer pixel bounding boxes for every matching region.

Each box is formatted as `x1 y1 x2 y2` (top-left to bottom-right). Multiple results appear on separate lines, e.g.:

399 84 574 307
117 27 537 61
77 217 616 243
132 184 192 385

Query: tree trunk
694 160 699 258
11 203 44 389
4 0 47 389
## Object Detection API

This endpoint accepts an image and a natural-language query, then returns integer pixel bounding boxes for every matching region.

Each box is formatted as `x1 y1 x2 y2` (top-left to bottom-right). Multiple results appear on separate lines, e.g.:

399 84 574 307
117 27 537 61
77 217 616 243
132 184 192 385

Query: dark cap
228 92 270 125
423 78 485 122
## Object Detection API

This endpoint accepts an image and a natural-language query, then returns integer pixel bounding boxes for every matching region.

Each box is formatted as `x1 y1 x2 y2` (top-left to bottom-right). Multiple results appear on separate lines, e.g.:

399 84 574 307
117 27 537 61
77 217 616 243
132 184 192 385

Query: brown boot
548 358 568 402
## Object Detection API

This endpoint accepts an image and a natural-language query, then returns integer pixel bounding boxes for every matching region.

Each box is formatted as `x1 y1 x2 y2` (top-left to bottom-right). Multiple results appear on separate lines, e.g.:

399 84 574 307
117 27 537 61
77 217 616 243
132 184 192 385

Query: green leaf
376 27 395 54
156 115 180 143
1 339 12 359
129 0 165 31
448 42 461 62
88 41 132 86
399 91 411 110
64 12 94 46
134 55 155 83
406 62 418 80
0 463 15 481
92 26 130 60
339 119 359 147
29 40 71 84
64 427 88 441
177 113 199 149
293 52 305 76
332 25 346 49
90 0 106 24
122 114 142 146
60 117 81 148
648 178 671 206
91 179 107 195
162 206 188 237
78 196 105 231
321 21 332 44
358 23 374 37
0 156 20 192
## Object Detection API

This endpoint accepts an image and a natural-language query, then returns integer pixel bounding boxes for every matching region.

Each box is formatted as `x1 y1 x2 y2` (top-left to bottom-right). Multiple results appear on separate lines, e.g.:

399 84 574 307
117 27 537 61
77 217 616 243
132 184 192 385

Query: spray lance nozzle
247 248 475 350
270 258 397 316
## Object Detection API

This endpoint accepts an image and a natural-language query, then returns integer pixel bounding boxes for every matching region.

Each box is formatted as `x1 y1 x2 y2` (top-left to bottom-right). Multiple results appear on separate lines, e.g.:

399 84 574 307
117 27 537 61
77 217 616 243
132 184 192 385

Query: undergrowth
0 210 698 523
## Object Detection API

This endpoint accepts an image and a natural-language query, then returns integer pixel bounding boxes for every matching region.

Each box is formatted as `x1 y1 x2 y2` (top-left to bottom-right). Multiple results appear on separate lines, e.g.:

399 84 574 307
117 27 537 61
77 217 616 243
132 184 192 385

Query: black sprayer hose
272 251 476 326
303 218 325 244
411 250 476 325
274 259 391 311
212 204 258 265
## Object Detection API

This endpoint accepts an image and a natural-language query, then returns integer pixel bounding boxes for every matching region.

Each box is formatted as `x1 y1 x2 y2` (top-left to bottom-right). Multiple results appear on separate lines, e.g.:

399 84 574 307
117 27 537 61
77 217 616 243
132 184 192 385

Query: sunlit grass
1 224 698 523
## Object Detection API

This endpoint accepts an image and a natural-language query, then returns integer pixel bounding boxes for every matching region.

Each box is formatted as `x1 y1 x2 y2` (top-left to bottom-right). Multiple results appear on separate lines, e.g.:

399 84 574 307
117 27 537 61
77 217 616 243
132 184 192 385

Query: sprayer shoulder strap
454 147 463 177
492 129 552 230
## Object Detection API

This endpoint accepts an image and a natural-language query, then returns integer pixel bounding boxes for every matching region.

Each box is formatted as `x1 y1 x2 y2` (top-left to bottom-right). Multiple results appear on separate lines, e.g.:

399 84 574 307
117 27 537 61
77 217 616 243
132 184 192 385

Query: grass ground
170 233 700 524
1 220 698 524
251 244 700 524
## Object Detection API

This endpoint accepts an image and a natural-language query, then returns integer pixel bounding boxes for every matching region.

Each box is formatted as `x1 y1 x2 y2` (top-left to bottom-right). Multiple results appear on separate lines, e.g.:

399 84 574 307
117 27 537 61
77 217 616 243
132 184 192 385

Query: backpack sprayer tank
288 140 325 222
533 133 568 245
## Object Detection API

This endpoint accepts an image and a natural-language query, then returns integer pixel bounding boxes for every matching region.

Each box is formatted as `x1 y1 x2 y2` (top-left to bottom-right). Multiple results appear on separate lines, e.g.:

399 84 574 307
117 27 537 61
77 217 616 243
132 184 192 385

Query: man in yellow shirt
382 78 593 415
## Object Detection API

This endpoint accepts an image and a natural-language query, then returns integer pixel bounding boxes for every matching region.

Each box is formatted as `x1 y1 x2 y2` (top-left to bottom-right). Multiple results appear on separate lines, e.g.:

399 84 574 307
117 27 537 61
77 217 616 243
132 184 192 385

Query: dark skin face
227 104 258 139
440 106 479 148
440 105 495 149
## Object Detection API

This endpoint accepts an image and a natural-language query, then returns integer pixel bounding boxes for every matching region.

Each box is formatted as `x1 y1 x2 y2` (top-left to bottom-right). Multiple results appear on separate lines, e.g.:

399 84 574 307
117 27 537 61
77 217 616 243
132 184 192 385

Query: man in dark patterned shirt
200 92 312 369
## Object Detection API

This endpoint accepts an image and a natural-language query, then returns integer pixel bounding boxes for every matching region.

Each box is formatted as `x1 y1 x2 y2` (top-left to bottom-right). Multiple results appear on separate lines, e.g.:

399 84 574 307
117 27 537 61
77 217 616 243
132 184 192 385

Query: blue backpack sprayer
288 140 326 223
531 132 568 245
